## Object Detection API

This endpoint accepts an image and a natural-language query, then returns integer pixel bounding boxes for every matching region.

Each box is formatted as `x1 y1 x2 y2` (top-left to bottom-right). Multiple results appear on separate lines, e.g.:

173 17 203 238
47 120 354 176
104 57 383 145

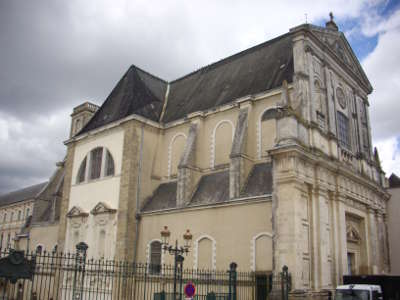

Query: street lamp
160 226 192 300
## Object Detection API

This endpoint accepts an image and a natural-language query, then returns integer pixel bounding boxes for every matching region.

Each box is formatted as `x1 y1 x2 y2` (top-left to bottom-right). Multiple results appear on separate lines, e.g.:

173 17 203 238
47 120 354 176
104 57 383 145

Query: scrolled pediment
66 206 89 218
90 202 117 216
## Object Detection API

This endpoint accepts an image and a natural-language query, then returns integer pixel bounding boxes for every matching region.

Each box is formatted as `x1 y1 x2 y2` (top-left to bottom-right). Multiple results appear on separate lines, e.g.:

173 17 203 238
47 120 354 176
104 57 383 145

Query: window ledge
73 174 121 187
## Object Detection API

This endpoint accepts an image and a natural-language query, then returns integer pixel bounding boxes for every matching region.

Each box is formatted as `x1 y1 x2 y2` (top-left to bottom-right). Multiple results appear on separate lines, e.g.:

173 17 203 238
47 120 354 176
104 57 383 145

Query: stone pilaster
177 123 198 207
57 143 76 251
324 65 336 136
310 184 332 290
229 108 248 199
376 211 390 273
334 193 347 281
367 208 378 273
274 175 308 290
115 121 140 260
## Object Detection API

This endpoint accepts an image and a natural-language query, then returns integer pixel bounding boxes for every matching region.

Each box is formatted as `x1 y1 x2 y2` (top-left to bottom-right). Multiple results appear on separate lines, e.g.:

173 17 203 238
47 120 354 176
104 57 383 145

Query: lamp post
160 226 192 300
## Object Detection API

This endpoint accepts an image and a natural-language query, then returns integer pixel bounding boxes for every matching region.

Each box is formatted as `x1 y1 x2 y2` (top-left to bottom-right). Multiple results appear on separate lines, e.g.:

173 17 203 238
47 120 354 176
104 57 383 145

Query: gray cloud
0 0 395 194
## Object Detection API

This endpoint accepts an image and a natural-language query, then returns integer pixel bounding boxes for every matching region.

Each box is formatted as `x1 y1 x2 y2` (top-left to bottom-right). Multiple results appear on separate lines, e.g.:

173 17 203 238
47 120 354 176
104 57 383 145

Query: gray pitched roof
189 171 230 206
389 173 400 188
163 34 293 123
141 181 177 212
79 32 294 134
81 66 168 133
240 163 273 197
0 182 47 207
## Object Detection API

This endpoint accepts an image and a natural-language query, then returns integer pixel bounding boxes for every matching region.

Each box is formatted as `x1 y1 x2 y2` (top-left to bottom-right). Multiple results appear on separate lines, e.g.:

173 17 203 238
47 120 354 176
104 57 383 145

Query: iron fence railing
0 247 291 300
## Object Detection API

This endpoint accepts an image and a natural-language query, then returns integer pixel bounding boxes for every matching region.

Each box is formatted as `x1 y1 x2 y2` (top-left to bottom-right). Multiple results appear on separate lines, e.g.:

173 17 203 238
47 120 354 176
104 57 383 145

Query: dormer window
76 147 115 184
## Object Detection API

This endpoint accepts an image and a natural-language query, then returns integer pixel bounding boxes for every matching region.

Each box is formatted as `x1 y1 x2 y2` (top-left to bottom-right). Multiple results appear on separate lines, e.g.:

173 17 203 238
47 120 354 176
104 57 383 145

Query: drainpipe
133 124 144 262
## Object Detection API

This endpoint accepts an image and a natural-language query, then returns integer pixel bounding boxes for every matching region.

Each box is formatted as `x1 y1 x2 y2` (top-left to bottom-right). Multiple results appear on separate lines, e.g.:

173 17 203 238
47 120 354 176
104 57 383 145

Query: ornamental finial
329 12 334 21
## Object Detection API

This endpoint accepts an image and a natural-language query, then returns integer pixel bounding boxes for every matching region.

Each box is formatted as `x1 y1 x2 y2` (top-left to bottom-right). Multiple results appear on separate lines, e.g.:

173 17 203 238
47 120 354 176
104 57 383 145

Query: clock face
336 87 346 109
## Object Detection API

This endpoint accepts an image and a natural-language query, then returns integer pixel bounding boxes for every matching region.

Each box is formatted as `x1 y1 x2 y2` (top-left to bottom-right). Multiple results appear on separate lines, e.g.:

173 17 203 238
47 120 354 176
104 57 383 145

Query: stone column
177 123 198 207
274 176 308 290
334 193 347 282
115 121 140 261
324 65 336 136
376 211 390 273
229 108 249 199
367 208 378 274
57 143 76 251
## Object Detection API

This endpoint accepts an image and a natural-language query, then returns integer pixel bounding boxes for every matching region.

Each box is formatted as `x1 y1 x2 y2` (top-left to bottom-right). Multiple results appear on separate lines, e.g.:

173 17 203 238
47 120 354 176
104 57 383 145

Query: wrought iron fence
0 247 291 300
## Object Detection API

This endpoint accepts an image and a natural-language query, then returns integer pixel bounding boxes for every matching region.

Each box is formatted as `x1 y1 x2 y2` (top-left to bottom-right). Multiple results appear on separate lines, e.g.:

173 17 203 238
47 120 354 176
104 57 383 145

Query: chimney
70 101 99 137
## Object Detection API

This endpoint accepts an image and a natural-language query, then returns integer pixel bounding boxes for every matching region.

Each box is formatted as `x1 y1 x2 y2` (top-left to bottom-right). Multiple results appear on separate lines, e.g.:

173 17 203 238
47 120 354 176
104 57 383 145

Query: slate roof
240 163 273 197
142 165 273 212
0 182 47 207
189 171 230 206
79 32 294 134
81 66 168 133
389 173 400 188
141 181 177 212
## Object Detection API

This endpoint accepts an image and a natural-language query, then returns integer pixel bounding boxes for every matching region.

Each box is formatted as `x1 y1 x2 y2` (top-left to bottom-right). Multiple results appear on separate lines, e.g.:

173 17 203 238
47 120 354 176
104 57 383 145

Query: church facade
58 18 390 294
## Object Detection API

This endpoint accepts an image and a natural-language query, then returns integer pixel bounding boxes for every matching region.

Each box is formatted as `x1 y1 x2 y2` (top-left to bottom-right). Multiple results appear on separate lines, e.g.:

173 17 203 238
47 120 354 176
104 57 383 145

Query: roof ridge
169 31 293 84
131 64 168 83
0 181 48 198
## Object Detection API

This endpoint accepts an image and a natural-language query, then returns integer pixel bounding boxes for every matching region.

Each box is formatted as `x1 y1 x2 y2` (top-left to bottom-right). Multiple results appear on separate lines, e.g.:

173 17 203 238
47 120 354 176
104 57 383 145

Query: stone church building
57 17 390 294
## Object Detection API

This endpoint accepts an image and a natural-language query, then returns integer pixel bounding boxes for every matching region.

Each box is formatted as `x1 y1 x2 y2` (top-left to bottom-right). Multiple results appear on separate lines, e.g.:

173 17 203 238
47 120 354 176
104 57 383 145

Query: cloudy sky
0 0 400 194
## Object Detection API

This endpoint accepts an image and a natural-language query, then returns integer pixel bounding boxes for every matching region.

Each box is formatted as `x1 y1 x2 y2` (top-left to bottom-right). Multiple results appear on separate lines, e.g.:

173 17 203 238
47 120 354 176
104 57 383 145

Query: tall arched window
314 80 327 129
77 157 87 183
211 120 234 168
76 147 115 183
90 147 103 180
149 241 162 275
168 133 187 177
337 111 351 150
254 234 273 271
259 108 277 158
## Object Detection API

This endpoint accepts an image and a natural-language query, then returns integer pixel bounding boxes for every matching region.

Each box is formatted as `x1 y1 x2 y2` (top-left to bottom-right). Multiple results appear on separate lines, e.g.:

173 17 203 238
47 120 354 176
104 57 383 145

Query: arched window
77 157 87 183
168 133 187 177
149 241 162 275
0 233 3 248
211 120 234 168
26 208 30 218
259 108 277 158
76 147 115 183
36 245 43 254
253 233 273 271
314 80 327 129
6 234 10 248
90 147 103 180
337 111 351 150
194 235 216 270
3 213 6 223
105 150 115 177
10 212 13 222
18 211 21 221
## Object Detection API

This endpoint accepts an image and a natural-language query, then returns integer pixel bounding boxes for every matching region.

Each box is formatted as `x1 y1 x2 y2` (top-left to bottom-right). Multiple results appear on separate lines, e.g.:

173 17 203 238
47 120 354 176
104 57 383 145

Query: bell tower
70 101 99 137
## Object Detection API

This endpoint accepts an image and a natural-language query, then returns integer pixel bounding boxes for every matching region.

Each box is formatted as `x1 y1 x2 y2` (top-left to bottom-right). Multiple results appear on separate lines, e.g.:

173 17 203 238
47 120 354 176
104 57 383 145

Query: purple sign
184 282 196 297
